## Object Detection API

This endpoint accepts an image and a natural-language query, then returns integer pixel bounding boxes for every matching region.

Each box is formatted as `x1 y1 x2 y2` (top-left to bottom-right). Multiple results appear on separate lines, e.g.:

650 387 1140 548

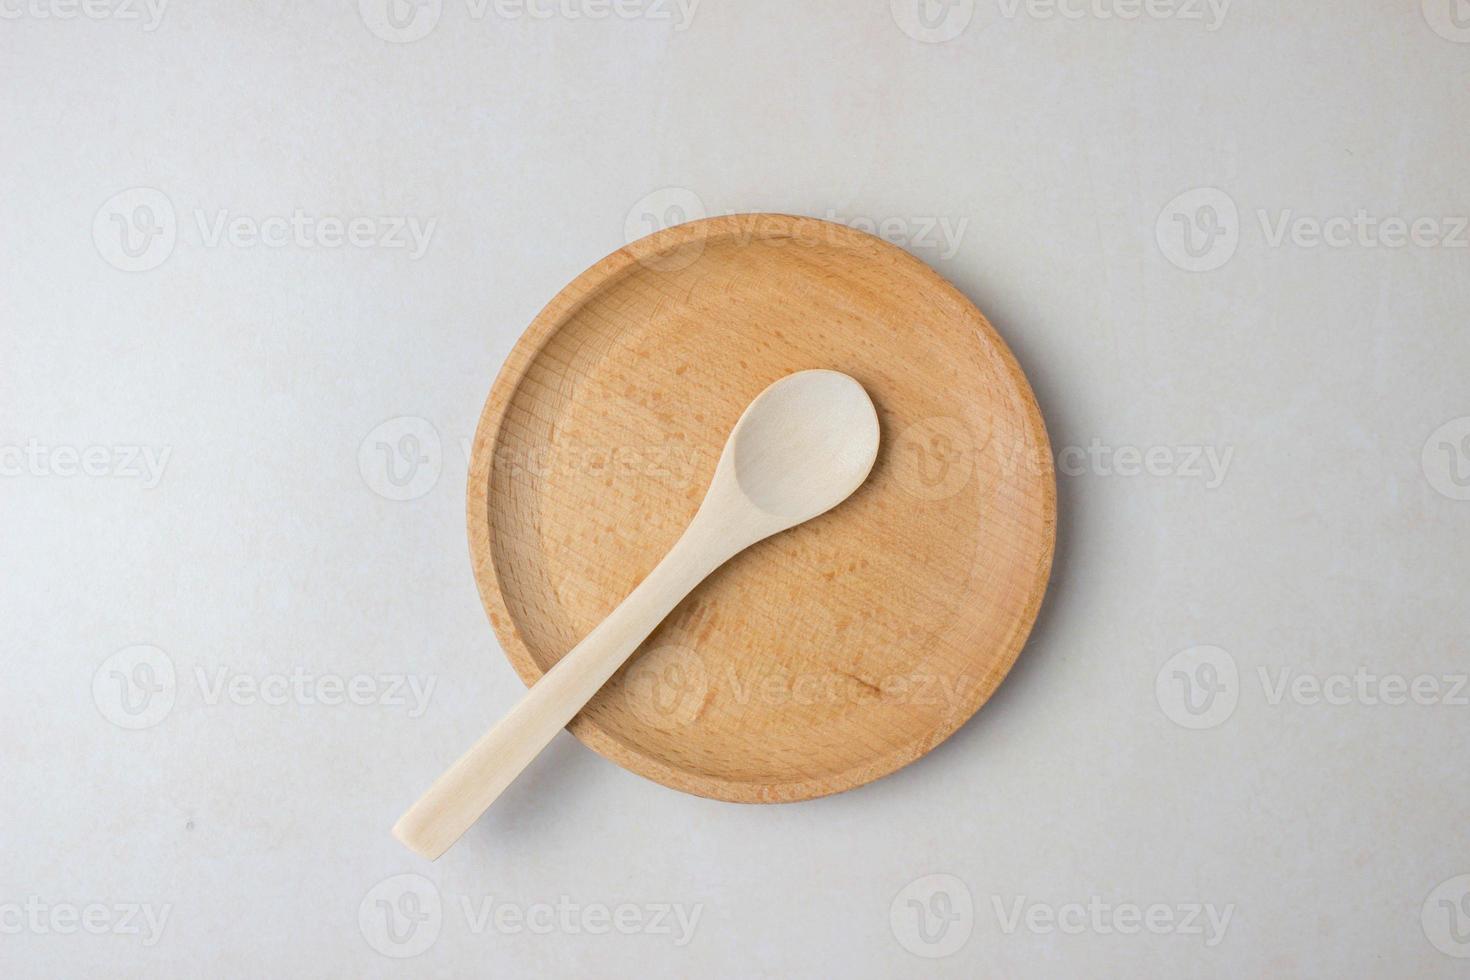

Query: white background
3 1 1468 976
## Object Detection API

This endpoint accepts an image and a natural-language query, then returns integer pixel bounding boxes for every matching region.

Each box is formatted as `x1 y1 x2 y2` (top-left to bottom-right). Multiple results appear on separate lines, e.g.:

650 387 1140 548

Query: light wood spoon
393 369 881 858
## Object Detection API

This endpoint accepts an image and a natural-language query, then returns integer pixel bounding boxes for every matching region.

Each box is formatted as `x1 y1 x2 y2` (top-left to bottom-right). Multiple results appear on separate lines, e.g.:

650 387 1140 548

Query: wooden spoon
393 370 881 858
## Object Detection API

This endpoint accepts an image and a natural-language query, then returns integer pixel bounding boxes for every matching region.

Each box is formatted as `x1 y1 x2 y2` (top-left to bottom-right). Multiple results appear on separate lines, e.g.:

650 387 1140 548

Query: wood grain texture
467 214 1055 803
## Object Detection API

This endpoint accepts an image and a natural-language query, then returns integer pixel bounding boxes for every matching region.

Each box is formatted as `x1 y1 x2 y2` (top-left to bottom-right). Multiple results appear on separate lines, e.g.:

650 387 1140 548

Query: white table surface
3 2 1468 976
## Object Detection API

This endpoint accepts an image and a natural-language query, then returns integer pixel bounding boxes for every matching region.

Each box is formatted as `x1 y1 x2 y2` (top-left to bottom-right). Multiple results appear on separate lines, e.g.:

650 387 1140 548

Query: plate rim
466 213 1056 803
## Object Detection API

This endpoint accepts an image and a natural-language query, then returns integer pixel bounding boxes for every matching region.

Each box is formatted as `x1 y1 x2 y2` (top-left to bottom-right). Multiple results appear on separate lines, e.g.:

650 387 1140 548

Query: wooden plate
468 214 1054 803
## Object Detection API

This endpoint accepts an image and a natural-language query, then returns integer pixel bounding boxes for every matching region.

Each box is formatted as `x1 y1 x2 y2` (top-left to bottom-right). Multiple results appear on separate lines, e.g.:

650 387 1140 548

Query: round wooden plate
468 214 1054 803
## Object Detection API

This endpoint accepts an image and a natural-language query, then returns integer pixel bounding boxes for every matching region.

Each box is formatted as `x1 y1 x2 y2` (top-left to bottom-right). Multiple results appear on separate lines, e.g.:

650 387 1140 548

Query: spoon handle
393 528 726 859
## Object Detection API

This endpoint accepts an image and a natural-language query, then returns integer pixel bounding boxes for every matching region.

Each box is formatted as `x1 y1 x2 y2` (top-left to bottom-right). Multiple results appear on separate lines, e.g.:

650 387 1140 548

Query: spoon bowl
728 370 880 527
